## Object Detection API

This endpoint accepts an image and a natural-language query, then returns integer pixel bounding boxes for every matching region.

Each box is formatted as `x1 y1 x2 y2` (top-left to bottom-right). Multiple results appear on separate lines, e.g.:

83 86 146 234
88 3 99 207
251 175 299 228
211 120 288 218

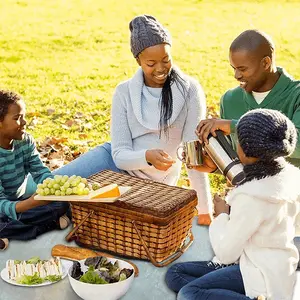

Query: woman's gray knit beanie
129 15 171 58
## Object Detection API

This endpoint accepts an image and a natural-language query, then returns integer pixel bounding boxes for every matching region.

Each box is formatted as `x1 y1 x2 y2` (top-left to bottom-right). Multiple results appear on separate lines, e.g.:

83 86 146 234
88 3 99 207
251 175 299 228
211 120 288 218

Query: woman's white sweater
210 163 300 299
110 67 212 214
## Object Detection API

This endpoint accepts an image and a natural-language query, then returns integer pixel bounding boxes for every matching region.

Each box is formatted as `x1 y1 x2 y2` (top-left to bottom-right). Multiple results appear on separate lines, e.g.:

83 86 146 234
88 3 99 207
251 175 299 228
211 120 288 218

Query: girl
53 15 215 225
165 108 300 300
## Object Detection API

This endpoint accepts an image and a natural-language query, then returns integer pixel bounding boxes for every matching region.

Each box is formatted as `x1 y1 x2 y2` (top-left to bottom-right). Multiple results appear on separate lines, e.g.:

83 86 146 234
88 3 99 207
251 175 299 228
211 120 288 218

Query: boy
0 90 70 250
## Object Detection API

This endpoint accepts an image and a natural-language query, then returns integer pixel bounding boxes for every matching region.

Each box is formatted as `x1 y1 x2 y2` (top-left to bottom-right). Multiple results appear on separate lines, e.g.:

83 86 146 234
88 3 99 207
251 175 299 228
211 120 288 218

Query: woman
54 15 214 225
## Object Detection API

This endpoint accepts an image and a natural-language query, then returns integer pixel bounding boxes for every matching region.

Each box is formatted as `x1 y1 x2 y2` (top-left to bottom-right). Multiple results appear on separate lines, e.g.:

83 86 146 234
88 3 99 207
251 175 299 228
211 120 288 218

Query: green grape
60 191 66 196
72 187 78 194
53 183 60 190
37 184 43 189
92 183 101 191
71 180 79 187
60 186 66 192
54 175 62 182
69 175 77 181
55 190 61 196
63 182 70 188
43 178 51 185
77 188 84 195
62 175 69 183
50 188 55 194
66 188 72 195
83 187 90 195
42 183 48 189
36 188 43 195
81 178 88 185
78 182 85 189
48 182 53 188
44 188 50 195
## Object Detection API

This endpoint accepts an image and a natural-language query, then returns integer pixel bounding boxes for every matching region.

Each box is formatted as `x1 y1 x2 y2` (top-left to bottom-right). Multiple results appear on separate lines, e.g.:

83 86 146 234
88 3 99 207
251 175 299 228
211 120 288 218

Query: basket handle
132 221 194 267
65 210 94 242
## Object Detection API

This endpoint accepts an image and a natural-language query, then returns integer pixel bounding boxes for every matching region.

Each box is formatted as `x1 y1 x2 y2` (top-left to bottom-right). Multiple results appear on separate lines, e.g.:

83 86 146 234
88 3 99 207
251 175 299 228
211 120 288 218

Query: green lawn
1 0 300 190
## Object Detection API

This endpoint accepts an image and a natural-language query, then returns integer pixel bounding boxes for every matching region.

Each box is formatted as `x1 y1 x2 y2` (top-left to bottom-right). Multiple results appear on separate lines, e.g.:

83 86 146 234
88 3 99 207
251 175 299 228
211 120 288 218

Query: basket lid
88 170 197 218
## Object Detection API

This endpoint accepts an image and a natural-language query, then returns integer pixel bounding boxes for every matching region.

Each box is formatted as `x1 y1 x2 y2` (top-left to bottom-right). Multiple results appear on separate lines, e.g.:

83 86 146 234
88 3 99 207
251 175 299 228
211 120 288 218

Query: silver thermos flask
204 131 245 185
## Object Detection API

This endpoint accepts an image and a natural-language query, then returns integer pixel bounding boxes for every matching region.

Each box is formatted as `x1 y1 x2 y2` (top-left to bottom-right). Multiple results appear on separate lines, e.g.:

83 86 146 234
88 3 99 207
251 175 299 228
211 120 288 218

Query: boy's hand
146 149 176 171
213 194 230 217
15 195 51 213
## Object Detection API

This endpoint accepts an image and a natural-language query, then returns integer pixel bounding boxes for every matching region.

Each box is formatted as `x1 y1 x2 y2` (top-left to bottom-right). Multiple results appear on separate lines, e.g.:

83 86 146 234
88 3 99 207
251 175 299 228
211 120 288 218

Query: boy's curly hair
0 90 22 121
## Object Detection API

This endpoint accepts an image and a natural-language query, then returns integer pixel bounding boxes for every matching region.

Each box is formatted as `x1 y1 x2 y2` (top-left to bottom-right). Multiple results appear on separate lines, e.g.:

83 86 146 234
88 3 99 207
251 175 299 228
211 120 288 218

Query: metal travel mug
177 140 203 166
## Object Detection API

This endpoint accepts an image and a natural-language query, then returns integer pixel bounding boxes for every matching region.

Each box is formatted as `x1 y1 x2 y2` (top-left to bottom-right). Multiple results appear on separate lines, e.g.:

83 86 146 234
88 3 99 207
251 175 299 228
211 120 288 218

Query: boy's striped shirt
0 133 52 219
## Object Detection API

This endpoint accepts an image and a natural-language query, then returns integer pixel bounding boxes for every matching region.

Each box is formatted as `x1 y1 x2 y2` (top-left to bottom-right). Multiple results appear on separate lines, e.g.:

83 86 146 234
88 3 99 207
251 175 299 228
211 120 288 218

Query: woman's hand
146 149 176 171
15 195 51 213
213 194 230 217
195 118 231 145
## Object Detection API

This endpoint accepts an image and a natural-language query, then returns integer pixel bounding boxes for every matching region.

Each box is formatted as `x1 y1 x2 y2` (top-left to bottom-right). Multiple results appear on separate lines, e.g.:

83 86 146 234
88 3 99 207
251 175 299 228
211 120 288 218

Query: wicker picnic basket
66 170 198 267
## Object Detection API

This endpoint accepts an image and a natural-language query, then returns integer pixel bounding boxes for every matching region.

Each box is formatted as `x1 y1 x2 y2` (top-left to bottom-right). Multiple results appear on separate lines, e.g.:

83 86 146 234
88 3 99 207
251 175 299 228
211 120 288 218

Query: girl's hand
213 194 230 217
146 149 176 171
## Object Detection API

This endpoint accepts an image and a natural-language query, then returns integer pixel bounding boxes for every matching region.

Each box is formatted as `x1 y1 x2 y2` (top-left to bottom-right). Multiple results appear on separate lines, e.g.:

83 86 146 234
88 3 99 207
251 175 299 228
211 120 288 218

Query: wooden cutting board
34 186 131 203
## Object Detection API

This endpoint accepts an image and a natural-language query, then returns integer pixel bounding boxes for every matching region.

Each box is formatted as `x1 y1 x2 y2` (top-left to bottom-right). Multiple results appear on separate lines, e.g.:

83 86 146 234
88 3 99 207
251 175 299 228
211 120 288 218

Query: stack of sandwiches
6 257 63 280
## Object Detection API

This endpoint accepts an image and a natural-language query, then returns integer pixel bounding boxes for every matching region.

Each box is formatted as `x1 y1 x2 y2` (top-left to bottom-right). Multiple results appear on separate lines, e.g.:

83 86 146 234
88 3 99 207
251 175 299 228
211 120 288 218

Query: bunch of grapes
36 175 90 196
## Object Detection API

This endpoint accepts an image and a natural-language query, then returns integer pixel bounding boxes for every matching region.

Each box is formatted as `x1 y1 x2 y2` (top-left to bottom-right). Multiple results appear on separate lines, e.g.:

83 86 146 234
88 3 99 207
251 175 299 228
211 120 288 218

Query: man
197 29 300 167
196 29 300 266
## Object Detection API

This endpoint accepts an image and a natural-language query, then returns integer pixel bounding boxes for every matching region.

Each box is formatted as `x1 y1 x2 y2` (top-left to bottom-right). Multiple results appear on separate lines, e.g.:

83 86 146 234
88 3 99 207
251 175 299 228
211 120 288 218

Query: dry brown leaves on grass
28 108 96 170
37 136 90 171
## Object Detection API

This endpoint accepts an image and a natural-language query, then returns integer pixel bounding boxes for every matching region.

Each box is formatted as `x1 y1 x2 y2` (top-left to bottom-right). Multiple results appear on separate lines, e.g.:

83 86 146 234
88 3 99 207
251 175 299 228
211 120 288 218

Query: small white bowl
68 257 134 300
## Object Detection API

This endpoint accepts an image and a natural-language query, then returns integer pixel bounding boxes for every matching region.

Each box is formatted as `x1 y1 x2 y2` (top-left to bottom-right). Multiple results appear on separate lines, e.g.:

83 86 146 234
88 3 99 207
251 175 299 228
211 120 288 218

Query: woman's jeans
54 142 123 177
165 261 253 300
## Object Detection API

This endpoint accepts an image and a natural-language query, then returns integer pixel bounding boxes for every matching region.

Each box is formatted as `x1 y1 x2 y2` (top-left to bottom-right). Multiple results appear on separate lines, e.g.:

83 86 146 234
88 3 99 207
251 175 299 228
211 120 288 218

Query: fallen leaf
27 112 41 117
65 119 75 127
74 112 85 118
48 158 65 170
47 108 55 115
79 133 88 139
48 151 64 160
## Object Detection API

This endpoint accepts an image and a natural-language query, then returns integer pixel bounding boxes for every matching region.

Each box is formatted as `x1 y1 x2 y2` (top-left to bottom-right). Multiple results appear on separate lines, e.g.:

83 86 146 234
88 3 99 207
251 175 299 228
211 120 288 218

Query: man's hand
213 194 230 217
196 118 232 145
15 195 51 213
146 149 176 171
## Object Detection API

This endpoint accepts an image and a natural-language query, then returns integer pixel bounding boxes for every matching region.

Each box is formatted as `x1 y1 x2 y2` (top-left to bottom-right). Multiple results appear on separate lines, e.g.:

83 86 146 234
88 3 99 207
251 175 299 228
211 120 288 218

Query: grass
1 0 300 191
